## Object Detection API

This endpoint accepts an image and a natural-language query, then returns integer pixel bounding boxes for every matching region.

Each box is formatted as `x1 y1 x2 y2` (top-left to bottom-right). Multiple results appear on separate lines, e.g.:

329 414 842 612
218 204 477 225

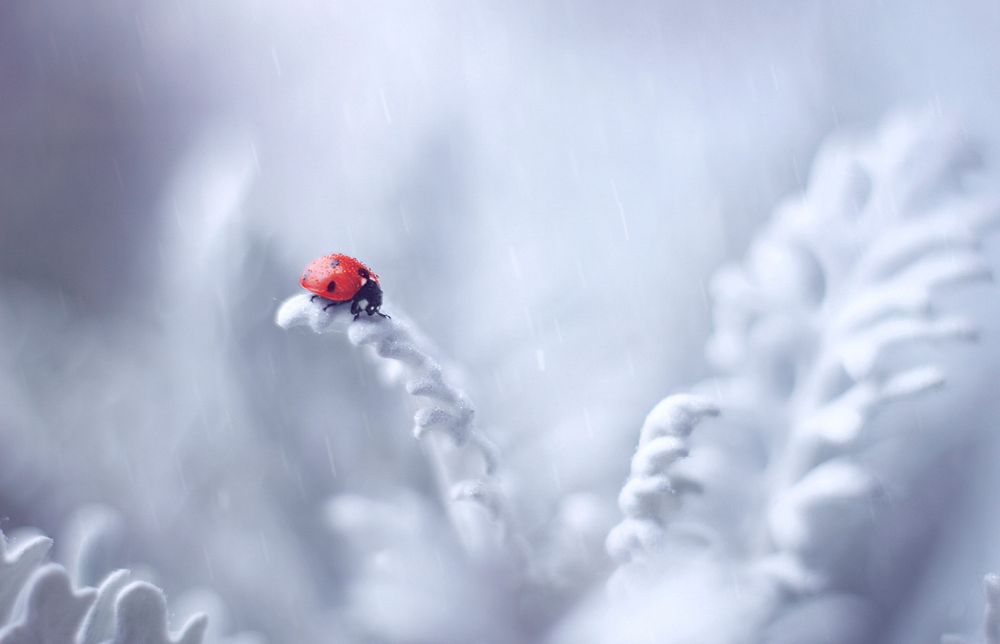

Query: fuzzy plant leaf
58 506 126 590
802 366 944 445
78 569 131 644
0 564 96 644
752 116 997 594
108 582 207 644
0 532 52 624
277 293 514 556
606 394 719 581
696 111 999 590
593 109 1000 643
0 522 253 644
767 458 877 555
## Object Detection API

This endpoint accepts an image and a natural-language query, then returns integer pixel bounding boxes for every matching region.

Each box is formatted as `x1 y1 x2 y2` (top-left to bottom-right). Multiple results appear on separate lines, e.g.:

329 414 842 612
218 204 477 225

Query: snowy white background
3 2 1000 643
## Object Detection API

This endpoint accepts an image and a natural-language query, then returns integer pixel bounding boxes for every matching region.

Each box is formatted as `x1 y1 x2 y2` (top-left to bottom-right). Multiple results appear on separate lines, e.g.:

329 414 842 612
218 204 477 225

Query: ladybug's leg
366 304 390 320
363 303 389 319
310 295 318 303
350 298 362 320
323 301 339 311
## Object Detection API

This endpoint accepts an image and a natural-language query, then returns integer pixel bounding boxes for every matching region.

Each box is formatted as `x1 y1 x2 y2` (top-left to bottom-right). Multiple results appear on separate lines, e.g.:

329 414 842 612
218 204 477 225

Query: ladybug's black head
349 268 390 319
354 270 383 312
366 278 383 308
350 265 389 319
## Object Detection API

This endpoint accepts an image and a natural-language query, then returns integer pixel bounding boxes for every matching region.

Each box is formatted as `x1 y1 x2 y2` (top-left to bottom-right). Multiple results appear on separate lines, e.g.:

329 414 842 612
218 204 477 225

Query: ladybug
300 253 389 319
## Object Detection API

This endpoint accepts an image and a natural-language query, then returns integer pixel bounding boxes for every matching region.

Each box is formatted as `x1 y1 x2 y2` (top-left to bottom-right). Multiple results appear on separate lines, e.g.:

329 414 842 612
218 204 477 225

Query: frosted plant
63 507 262 644
79 570 132 644
276 294 516 559
582 109 1000 643
605 394 719 594
727 110 999 599
106 582 208 644
0 536 205 644
0 513 258 644
0 532 51 625
0 564 98 644
942 574 1000 644
0 529 199 644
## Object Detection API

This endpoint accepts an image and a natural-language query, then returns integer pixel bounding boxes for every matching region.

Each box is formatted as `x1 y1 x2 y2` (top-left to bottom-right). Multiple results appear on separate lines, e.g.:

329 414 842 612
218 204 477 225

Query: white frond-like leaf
805 366 945 445
639 395 721 444
605 519 665 564
110 582 207 644
768 459 877 554
838 316 977 379
834 252 992 334
593 110 999 642
59 506 125 589
277 293 516 556
0 532 52 624
854 218 978 282
79 570 131 644
606 394 718 582
0 565 96 644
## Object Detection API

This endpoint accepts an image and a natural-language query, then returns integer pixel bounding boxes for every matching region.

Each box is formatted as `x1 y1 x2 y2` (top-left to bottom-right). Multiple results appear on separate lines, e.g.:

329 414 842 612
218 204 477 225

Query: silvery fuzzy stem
276 293 512 559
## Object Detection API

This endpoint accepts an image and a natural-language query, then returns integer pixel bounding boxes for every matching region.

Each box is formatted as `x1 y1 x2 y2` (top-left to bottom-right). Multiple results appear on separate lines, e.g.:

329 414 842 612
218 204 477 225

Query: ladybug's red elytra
300 253 389 320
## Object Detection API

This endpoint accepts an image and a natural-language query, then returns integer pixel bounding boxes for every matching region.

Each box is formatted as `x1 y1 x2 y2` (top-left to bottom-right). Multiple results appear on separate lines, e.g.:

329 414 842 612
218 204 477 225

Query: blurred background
3 1 1000 641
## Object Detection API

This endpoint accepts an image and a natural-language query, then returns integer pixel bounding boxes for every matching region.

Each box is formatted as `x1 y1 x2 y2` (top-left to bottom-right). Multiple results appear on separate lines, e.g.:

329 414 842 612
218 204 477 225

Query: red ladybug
300 253 389 319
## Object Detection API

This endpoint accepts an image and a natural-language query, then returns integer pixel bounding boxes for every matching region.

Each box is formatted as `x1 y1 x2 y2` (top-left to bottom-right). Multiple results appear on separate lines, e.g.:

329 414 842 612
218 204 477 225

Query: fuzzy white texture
581 109 1000 644
702 110 998 586
276 294 511 556
750 111 999 597
108 582 207 644
605 394 719 593
0 512 261 644
80 570 132 644
0 532 52 624
0 564 97 644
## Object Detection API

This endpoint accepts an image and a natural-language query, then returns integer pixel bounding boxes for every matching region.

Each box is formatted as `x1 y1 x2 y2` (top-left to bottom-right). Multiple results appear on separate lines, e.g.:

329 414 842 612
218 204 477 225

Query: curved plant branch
591 110 1000 644
605 394 719 593
694 111 1000 598
276 294 514 558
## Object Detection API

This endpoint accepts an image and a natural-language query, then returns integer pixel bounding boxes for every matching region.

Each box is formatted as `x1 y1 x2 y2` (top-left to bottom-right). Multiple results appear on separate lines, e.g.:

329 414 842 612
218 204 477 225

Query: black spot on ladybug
326 281 336 292
330 259 341 268
358 268 370 279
